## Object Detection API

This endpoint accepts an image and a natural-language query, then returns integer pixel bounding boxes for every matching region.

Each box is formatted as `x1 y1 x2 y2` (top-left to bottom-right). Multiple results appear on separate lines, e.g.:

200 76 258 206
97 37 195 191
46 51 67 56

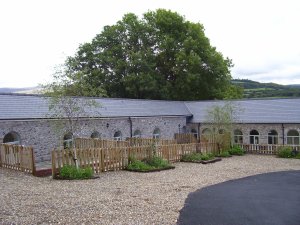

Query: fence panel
75 138 129 149
0 143 35 174
51 142 220 177
174 133 198 144
237 144 300 155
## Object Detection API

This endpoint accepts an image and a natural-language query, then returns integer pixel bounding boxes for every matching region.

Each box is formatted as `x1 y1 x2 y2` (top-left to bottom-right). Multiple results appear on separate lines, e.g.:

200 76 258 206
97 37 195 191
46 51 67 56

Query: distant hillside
232 79 300 98
0 87 41 94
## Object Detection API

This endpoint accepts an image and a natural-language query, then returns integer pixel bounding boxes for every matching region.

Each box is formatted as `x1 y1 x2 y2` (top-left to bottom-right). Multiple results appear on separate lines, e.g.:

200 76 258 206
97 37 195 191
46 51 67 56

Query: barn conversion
0 93 299 162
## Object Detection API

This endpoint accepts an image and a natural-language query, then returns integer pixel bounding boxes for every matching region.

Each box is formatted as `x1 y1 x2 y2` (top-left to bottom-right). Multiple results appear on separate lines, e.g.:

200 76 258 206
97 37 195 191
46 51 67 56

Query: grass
228 145 245 155
181 152 215 162
217 151 231 157
59 165 94 179
127 156 173 171
277 146 299 159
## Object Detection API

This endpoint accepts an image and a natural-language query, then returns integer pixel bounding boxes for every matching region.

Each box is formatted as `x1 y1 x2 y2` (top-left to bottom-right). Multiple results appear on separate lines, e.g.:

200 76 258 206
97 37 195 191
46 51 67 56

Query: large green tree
64 9 233 100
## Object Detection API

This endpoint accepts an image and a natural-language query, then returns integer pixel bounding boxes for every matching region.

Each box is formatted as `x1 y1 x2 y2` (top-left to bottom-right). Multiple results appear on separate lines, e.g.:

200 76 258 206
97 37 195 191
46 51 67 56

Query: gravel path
1 155 300 225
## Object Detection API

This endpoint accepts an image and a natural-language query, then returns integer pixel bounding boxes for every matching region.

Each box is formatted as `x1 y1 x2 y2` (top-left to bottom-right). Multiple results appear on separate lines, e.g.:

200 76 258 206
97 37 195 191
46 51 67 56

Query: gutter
129 117 133 138
282 123 285 145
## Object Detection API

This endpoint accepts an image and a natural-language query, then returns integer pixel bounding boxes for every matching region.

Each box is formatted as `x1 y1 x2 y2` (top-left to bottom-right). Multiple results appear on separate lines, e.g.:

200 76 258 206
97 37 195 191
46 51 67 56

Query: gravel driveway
1 155 300 225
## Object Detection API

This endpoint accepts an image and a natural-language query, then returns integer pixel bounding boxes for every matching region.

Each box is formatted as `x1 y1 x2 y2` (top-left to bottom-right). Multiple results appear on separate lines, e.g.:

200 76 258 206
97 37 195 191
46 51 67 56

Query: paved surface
177 170 300 225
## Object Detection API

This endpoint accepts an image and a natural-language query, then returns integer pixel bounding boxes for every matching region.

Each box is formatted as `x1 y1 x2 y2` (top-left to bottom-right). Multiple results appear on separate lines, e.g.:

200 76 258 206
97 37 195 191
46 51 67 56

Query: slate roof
0 94 191 120
185 98 300 123
0 94 299 123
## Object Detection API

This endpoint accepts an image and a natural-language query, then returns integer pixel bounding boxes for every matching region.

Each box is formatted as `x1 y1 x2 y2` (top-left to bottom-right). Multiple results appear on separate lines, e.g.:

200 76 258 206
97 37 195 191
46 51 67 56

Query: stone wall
0 116 186 162
187 123 300 145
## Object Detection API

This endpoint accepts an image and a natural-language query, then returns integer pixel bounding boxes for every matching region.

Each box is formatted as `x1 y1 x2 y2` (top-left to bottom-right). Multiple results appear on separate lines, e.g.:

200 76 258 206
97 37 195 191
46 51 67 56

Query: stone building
0 94 299 162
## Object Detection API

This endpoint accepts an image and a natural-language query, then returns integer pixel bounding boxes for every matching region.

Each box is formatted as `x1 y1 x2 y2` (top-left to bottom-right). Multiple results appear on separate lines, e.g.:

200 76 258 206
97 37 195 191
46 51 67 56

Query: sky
0 0 300 88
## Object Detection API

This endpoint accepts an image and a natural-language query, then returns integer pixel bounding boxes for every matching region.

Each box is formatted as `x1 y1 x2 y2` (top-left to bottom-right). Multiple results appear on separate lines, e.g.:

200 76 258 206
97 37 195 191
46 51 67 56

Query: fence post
51 150 56 178
31 147 36 175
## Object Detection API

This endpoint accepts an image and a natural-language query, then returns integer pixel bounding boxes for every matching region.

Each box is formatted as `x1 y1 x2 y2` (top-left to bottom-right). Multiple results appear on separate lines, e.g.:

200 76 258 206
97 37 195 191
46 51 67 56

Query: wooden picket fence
174 133 198 144
76 137 177 148
75 138 129 148
126 137 176 146
0 143 36 174
51 142 219 177
238 144 300 155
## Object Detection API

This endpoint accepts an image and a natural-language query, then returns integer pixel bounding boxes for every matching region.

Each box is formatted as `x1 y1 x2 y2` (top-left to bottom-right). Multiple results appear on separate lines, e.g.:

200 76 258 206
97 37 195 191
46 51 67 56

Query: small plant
181 152 215 162
59 165 93 179
127 160 153 171
200 153 215 161
277 146 293 158
143 156 170 168
182 152 203 162
217 151 231 157
229 145 245 155
126 156 172 171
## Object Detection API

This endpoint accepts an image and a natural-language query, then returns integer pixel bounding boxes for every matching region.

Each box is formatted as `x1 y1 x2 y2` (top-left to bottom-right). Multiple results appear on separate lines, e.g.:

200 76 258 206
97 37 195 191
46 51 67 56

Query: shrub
277 146 293 158
182 152 215 161
127 160 153 171
182 152 203 161
295 154 300 159
59 165 93 179
144 156 170 168
229 145 245 156
217 151 231 157
200 153 215 161
127 156 172 171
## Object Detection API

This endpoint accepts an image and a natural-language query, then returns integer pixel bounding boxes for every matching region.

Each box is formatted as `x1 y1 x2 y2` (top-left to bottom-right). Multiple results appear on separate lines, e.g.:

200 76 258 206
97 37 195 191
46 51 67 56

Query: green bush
229 145 245 156
277 146 293 158
59 165 93 179
182 152 215 161
144 156 170 168
200 153 215 161
295 154 300 159
217 151 231 157
182 152 203 161
127 160 153 170
127 156 171 171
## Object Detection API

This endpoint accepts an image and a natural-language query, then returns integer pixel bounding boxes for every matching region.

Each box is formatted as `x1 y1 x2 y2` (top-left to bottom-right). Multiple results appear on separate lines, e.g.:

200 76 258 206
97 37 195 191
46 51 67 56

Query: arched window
233 129 243 144
133 130 141 138
202 128 212 135
91 131 100 139
268 130 278 145
153 128 160 139
250 130 259 144
219 129 225 134
287 130 299 146
63 132 73 149
114 131 122 141
191 129 198 139
202 128 212 142
3 131 21 144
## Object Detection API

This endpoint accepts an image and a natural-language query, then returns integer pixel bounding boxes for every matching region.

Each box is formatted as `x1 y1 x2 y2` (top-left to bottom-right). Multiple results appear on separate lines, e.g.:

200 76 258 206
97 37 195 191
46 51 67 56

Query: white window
191 129 198 139
63 132 73 149
91 131 100 139
234 129 243 144
133 130 141 138
287 130 299 146
250 130 259 144
153 128 160 139
114 131 122 141
3 131 21 144
268 130 278 145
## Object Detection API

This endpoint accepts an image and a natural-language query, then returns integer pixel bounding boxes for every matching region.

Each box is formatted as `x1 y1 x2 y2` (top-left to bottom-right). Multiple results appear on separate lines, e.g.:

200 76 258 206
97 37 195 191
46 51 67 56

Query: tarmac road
177 170 300 225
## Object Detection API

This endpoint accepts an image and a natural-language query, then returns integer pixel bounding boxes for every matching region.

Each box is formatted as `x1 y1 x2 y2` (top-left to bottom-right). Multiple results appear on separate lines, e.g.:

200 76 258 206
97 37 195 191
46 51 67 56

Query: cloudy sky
0 0 299 87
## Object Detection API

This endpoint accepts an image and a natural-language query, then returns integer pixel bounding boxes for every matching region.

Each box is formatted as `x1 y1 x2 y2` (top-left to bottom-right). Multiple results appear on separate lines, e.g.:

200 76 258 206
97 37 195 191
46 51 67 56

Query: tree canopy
57 9 234 100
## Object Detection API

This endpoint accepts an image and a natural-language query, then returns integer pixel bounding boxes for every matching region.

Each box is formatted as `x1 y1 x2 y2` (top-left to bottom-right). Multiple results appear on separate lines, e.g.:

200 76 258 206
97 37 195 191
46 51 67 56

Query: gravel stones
1 155 300 224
